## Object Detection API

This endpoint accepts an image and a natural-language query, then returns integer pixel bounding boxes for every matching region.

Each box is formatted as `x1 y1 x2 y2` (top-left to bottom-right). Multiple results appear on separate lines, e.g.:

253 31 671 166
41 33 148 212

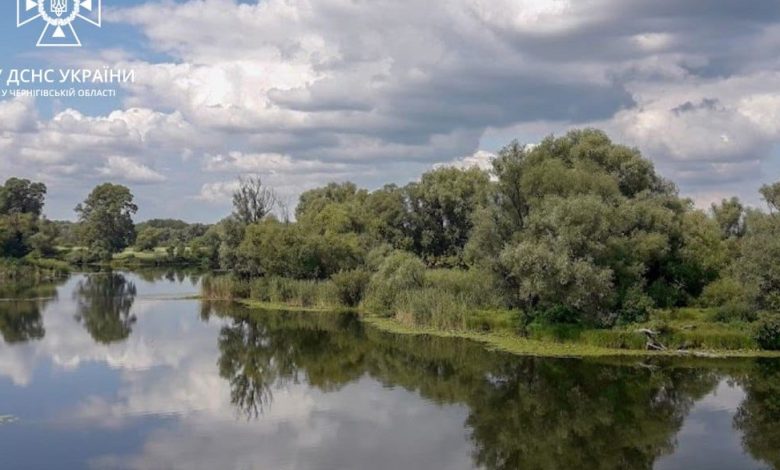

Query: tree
75 183 138 258
0 178 49 258
28 218 59 257
0 178 46 217
711 197 745 238
296 182 366 222
760 181 780 213
237 219 365 279
233 176 277 224
466 129 701 324
405 166 490 266
732 209 780 312
365 184 412 250
135 227 164 251
0 214 38 258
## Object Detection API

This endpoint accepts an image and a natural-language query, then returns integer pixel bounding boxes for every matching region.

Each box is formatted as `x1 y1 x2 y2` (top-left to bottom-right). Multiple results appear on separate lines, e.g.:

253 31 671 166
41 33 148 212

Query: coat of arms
17 0 102 47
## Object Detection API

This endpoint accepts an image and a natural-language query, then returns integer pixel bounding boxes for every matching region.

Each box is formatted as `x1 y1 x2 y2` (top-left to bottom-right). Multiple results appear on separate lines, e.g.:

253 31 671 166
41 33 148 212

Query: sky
2 0 780 222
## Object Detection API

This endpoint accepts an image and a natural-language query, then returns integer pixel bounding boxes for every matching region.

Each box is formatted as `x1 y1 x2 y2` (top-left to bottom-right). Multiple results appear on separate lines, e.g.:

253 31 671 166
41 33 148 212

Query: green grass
364 316 780 358
113 247 169 261
200 273 779 357
238 299 345 313
248 276 338 309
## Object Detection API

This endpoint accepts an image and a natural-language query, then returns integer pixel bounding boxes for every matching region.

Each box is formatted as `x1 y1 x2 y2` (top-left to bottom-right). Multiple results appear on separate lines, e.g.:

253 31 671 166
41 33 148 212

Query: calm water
0 272 779 470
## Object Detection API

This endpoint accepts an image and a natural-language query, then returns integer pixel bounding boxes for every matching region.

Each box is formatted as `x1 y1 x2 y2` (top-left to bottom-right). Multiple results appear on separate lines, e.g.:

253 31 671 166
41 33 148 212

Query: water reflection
735 359 780 468
0 278 65 343
0 299 47 343
0 273 778 469
212 308 729 469
73 273 137 344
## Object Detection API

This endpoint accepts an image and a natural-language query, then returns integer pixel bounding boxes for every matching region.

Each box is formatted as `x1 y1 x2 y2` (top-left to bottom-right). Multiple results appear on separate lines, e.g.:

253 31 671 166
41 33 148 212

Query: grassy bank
200 273 780 357
364 317 780 358
58 246 207 269
0 257 70 284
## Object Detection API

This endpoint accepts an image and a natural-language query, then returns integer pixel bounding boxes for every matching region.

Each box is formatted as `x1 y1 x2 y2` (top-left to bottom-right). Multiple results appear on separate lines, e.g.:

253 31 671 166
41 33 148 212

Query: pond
0 271 778 469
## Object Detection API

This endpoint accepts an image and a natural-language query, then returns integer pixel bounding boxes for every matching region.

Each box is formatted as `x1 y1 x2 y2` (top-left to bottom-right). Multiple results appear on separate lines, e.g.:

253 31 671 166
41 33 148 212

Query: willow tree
466 129 722 325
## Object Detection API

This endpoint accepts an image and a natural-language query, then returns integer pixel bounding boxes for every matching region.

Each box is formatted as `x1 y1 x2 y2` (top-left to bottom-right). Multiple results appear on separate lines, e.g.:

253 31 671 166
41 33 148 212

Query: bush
617 287 654 324
709 300 758 323
64 246 108 265
536 305 580 325
755 314 780 350
700 277 748 307
363 251 425 314
331 269 371 307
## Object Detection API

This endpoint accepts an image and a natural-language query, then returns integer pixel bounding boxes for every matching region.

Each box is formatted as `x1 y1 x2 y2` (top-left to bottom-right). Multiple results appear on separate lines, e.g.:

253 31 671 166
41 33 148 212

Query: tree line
3 129 780 345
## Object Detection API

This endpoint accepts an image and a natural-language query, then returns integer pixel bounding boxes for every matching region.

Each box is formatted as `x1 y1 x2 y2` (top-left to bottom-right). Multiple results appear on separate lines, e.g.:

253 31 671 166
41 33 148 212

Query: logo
17 0 101 47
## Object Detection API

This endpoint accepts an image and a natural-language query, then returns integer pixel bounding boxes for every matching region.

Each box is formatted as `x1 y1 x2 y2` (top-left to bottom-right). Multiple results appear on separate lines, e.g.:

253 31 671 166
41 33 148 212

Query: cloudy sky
2 0 780 222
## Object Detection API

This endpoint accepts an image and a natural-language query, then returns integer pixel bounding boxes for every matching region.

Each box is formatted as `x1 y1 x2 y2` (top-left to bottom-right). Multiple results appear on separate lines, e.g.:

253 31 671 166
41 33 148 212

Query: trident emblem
17 0 102 47
50 0 68 17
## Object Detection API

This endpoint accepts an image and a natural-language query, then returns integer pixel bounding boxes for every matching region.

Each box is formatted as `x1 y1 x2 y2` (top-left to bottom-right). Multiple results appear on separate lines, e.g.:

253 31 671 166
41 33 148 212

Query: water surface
1 271 778 469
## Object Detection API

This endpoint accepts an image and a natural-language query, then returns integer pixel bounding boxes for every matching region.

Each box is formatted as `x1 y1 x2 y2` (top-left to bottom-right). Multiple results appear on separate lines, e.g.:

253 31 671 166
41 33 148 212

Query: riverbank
0 258 70 283
234 299 780 359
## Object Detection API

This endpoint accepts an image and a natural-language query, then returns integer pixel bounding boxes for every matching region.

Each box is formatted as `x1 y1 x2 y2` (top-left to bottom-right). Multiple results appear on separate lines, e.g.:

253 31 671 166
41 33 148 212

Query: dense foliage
75 183 138 260
0 178 55 258
4 129 780 346
213 130 780 334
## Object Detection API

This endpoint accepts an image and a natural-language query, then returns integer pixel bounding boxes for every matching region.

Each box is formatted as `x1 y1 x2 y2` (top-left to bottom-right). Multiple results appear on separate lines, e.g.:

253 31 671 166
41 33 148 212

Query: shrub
363 251 425 315
709 300 758 323
617 287 654 324
700 277 748 307
755 314 780 350
536 305 580 325
331 269 371 307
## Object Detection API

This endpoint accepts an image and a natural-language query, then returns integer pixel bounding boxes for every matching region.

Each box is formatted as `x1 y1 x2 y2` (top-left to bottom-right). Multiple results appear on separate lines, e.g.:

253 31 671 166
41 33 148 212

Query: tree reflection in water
74 273 137 344
0 280 63 344
211 306 747 469
0 299 47 343
735 359 780 469
3 283 778 469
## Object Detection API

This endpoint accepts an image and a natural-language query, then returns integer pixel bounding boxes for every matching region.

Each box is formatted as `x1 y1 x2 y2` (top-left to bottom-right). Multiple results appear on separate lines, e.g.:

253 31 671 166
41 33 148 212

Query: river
0 271 778 469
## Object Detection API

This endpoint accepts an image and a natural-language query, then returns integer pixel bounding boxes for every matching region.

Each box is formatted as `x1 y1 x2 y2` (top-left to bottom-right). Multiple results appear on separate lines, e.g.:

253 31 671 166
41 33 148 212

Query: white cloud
204 152 347 175
2 0 780 218
197 180 240 203
435 150 495 171
100 156 167 183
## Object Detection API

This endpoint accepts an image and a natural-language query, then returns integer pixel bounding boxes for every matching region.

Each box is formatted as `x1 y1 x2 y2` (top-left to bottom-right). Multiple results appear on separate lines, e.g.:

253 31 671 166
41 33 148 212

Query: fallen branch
636 328 667 351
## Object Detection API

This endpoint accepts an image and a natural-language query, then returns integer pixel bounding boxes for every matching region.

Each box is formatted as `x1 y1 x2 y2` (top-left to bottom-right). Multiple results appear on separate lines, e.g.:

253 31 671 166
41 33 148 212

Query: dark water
0 272 779 470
